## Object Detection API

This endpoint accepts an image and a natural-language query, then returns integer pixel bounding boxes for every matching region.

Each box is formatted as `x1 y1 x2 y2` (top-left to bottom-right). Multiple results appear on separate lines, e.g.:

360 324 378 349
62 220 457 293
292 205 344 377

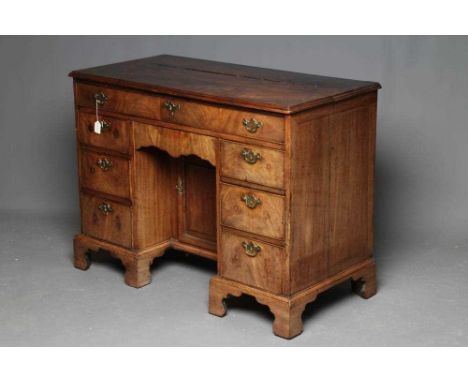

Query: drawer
79 150 131 199
220 230 285 294
76 82 160 120
77 112 131 154
160 97 285 143
220 141 285 189
220 184 285 240
80 193 132 248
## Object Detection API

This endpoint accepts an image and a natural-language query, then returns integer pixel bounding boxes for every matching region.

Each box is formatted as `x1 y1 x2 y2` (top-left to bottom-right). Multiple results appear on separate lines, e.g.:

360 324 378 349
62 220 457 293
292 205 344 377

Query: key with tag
94 98 102 134
94 120 102 134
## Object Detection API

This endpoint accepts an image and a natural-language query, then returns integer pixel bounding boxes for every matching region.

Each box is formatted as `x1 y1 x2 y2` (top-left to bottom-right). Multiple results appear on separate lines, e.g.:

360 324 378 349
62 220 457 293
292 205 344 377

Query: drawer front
220 141 285 189
80 150 131 199
77 112 130 154
161 97 285 143
220 184 285 240
80 193 132 248
76 82 160 120
220 230 285 294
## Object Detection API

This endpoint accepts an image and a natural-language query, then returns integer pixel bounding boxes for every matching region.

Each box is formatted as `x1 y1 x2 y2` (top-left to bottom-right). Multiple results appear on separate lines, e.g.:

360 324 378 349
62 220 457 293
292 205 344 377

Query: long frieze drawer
77 112 131 154
80 193 132 248
160 97 285 143
76 82 161 120
220 183 285 240
79 150 131 199
220 140 285 189
220 230 286 294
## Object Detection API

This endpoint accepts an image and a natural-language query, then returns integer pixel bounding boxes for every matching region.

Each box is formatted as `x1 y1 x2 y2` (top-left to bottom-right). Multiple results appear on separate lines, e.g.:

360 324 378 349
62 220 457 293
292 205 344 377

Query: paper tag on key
94 120 102 134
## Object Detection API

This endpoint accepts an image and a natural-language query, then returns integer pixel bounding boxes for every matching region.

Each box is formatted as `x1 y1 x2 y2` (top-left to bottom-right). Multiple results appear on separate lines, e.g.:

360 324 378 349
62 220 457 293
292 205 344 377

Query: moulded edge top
69 55 381 115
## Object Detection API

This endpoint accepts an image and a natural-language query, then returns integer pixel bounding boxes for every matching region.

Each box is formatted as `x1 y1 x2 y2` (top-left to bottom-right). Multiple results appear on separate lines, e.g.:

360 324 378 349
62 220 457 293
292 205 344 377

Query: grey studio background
0 36 467 346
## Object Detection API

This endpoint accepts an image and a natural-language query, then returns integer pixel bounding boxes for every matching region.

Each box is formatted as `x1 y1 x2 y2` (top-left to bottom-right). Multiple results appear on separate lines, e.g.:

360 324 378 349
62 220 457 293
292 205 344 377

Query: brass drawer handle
96 158 113 172
101 120 112 132
241 148 262 164
94 92 108 106
163 101 180 116
242 241 261 257
242 118 263 133
241 193 262 209
98 202 113 215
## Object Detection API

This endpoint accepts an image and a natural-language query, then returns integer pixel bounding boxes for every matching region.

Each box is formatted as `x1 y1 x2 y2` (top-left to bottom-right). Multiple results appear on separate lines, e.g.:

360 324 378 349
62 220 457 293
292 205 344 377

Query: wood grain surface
71 55 380 338
77 112 131 154
220 183 285 240
220 140 285 189
79 149 131 199
71 55 380 113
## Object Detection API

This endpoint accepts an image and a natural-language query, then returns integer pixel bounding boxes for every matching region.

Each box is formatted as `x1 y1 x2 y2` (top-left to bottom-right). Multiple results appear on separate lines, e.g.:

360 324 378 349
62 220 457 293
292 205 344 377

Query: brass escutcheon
241 148 262 164
241 193 262 209
176 176 184 194
98 202 113 215
163 101 180 116
96 158 113 172
242 118 263 133
242 241 261 257
94 92 108 106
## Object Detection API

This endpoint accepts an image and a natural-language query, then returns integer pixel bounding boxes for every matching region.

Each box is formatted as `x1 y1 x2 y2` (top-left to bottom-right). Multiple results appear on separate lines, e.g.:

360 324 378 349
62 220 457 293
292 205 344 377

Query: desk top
70 55 380 114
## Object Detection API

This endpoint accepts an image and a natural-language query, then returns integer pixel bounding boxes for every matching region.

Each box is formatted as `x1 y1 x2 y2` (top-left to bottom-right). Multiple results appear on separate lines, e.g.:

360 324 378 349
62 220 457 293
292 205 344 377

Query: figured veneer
70 55 380 338
134 122 217 166
79 149 131 199
77 112 131 154
76 82 161 120
220 183 285 240
80 193 132 248
220 229 286 294
220 140 285 189
160 96 285 143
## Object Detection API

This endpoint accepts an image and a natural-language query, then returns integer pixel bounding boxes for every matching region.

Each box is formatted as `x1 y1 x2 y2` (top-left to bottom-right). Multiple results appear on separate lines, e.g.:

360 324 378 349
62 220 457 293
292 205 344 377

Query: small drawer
79 150 131 199
221 141 285 189
220 183 285 240
77 112 131 154
220 230 286 294
160 97 285 143
76 82 160 120
80 193 132 248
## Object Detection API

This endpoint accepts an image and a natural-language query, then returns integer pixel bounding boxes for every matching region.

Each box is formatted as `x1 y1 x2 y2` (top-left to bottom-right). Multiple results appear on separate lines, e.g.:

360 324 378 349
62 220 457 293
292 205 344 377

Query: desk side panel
328 93 377 275
289 92 377 294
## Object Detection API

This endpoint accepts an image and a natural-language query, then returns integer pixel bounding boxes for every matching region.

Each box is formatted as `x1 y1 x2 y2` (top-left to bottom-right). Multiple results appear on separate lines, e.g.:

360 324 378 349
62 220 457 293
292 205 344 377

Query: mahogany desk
70 55 381 338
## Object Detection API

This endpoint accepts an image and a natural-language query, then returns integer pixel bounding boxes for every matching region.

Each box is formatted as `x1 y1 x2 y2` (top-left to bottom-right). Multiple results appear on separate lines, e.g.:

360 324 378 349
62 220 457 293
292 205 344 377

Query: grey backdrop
1 36 467 244
1 36 467 345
